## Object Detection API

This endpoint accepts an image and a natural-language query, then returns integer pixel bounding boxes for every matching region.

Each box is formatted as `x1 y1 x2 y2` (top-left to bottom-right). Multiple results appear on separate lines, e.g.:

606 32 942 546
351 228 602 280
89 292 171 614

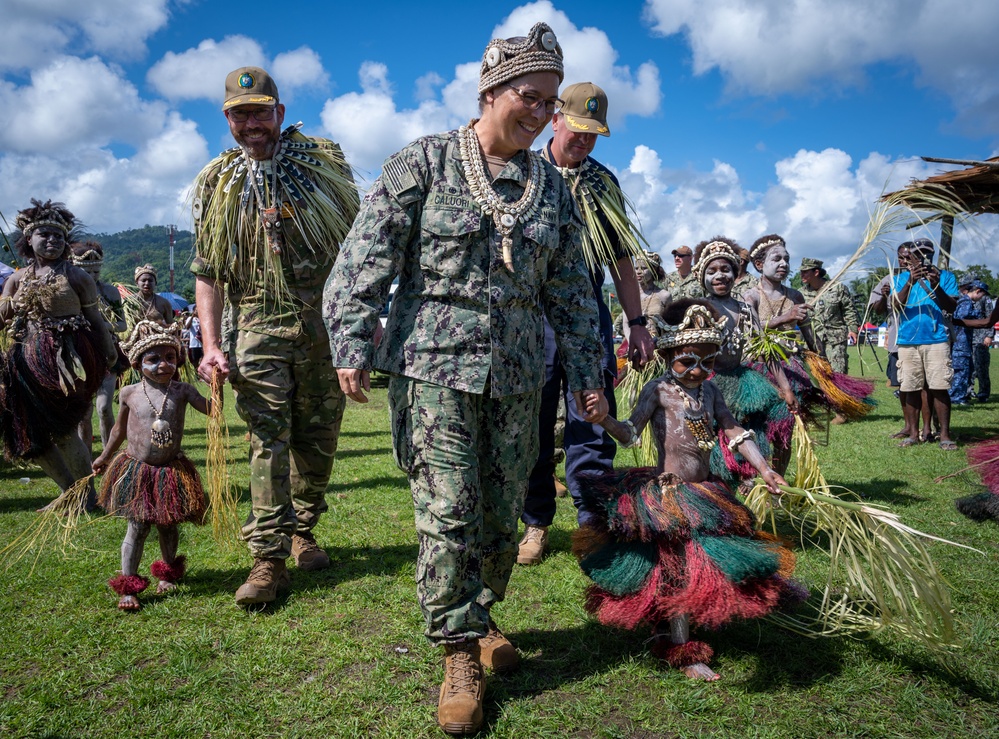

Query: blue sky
3 0 999 277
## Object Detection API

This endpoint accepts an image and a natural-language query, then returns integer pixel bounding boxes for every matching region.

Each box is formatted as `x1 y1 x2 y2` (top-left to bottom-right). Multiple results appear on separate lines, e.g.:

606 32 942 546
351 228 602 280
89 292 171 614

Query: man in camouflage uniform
732 247 758 300
799 258 860 372
663 245 702 298
191 67 359 606
324 23 606 735
517 81 655 566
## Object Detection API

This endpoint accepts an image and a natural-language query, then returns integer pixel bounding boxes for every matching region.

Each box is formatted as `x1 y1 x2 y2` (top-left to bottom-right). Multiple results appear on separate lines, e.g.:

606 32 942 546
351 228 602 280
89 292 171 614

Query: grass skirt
98 452 207 526
574 467 802 630
709 365 790 483
0 322 105 460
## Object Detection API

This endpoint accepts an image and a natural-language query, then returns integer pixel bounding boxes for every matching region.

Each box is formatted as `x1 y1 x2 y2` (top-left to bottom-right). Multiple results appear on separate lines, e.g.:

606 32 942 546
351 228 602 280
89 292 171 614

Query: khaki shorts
898 343 953 392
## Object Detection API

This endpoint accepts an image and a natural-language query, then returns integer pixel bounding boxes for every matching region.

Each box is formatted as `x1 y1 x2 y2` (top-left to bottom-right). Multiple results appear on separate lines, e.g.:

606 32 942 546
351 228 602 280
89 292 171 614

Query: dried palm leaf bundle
0 474 99 574
803 351 876 420
615 352 667 467
205 369 240 549
743 416 973 652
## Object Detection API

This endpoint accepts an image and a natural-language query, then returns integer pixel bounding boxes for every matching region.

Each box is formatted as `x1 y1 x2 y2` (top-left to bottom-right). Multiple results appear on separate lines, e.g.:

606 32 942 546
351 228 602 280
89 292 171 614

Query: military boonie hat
799 257 824 271
559 82 610 137
223 66 279 110
671 245 693 257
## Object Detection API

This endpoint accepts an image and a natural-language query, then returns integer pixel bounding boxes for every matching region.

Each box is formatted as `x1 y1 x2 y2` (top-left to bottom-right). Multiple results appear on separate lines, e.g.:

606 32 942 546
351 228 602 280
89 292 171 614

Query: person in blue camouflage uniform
799 257 860 377
191 66 359 606
968 281 994 401
517 81 655 566
950 279 988 406
323 23 607 735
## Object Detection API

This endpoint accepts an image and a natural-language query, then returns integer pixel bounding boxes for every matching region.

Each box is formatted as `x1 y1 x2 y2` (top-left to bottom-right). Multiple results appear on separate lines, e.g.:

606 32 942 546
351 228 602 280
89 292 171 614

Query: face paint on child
703 259 735 297
669 344 719 387
757 246 790 282
141 347 179 383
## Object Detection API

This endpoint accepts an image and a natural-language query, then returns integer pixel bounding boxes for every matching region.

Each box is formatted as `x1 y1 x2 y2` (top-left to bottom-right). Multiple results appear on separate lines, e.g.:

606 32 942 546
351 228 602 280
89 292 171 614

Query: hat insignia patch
541 31 557 51
585 97 599 112
238 73 255 89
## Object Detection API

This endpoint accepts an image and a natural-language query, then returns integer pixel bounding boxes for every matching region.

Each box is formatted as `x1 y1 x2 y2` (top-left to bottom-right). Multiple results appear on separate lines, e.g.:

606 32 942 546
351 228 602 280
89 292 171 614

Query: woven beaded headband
134 264 157 282
749 235 785 262
478 22 564 94
694 240 740 284
71 248 103 268
122 320 183 365
654 303 728 349
23 218 71 236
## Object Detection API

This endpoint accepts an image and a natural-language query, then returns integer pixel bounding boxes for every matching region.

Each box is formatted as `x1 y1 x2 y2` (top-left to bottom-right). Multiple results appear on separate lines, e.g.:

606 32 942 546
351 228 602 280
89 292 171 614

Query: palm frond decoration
614 352 667 467
191 125 360 309
205 369 240 550
0 474 100 574
743 415 974 652
744 326 800 363
545 154 649 276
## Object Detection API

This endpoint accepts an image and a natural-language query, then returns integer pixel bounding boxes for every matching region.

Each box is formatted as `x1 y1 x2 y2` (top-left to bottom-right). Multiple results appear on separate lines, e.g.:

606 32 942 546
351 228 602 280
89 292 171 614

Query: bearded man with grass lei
575 298 804 681
324 23 607 735
191 66 360 607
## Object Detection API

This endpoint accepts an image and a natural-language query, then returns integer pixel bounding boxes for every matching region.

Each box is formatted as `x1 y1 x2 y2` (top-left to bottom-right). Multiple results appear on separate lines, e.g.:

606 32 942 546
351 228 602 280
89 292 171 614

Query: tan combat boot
234 557 291 606
438 641 485 735
291 532 331 571
478 620 519 673
516 525 548 566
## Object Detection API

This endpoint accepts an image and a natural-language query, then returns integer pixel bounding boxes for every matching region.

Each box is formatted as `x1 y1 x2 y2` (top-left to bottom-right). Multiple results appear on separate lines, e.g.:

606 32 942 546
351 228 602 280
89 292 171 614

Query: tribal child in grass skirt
740 235 873 472
575 299 805 680
692 237 806 483
93 320 211 610
0 200 116 504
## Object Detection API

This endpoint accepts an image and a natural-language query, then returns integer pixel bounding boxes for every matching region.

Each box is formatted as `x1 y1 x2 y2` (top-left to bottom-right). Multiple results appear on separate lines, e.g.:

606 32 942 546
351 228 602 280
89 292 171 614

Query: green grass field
2 347 998 738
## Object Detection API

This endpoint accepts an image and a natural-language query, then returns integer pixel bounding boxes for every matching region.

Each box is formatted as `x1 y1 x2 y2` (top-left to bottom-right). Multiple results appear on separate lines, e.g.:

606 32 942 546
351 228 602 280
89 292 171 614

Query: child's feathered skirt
98 452 207 525
574 467 804 631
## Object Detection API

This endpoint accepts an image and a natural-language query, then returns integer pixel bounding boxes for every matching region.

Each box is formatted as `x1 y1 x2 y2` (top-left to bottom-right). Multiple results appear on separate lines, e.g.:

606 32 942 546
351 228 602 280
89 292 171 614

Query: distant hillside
2 225 197 302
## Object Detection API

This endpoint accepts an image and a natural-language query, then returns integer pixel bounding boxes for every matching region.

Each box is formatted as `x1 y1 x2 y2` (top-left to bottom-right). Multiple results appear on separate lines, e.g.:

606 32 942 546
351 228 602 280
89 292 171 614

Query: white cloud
0 0 170 71
0 56 167 155
147 36 268 103
321 63 456 178
147 37 328 105
0 113 207 235
272 47 329 98
643 0 999 134
615 142 999 278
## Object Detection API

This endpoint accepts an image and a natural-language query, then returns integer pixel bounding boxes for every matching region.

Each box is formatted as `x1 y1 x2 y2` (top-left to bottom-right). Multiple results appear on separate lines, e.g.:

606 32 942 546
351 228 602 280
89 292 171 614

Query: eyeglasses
227 107 276 122
502 85 563 115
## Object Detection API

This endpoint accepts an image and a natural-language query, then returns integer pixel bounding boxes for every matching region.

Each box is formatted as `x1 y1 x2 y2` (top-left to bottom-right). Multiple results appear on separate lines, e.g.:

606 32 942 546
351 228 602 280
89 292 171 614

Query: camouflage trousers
230 321 346 559
824 339 849 374
388 375 540 645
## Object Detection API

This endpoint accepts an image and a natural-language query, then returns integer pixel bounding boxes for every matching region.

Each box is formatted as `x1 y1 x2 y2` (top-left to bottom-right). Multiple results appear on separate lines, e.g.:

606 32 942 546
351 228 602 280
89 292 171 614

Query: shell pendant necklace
142 379 173 448
459 121 544 272
672 381 716 452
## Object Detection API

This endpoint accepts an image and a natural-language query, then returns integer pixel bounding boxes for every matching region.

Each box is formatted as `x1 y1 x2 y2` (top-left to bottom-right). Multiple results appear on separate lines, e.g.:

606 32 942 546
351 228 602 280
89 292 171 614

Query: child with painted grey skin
578 299 803 681
93 321 211 610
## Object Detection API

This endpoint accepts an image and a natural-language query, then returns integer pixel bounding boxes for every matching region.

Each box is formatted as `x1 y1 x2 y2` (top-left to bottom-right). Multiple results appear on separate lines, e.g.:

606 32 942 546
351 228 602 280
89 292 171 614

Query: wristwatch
627 315 648 328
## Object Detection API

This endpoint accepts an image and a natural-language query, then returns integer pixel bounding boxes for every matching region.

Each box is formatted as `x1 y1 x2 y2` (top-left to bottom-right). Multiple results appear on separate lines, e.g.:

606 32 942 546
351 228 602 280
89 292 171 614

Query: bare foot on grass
156 580 177 594
118 595 140 611
682 662 720 681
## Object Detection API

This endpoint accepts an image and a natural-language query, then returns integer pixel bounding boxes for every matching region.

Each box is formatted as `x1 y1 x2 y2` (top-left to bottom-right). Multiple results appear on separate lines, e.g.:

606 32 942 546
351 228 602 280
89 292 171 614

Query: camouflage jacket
323 130 604 397
800 280 859 344
731 273 758 300
664 271 702 299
